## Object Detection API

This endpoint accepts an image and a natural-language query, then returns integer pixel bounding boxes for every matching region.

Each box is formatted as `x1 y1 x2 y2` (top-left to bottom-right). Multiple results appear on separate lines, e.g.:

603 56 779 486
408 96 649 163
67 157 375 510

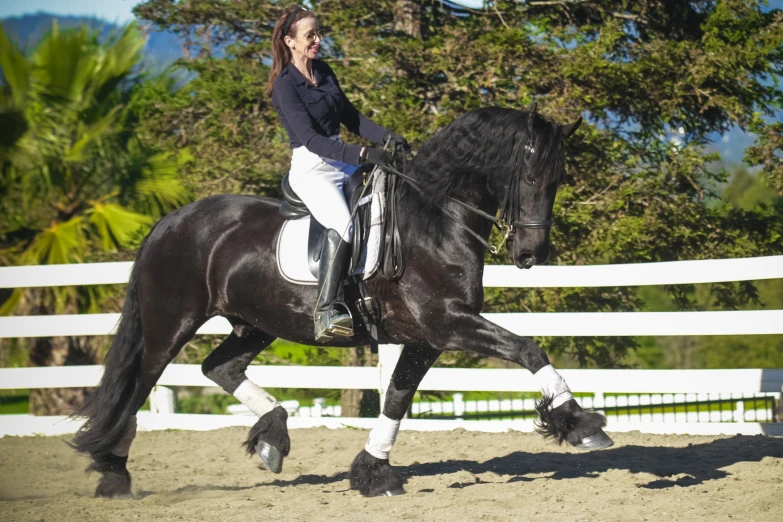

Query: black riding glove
383 129 412 155
360 147 393 168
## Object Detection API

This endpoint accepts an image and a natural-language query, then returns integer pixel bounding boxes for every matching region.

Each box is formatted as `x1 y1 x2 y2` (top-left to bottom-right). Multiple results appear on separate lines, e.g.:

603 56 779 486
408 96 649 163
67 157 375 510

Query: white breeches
289 137 357 243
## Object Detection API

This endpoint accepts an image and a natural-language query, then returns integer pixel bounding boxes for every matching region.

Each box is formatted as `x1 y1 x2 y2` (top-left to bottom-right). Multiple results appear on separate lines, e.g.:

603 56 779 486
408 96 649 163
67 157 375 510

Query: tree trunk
394 0 422 39
28 335 96 416
340 388 363 417
340 346 380 418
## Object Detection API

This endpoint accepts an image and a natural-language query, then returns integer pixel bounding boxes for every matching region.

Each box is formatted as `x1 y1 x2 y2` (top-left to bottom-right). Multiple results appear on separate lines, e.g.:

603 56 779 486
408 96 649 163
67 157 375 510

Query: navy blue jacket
272 60 387 165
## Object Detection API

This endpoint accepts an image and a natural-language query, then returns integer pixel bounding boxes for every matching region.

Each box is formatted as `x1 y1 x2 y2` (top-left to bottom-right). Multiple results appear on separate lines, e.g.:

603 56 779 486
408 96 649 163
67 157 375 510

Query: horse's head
508 108 581 269
396 106 581 272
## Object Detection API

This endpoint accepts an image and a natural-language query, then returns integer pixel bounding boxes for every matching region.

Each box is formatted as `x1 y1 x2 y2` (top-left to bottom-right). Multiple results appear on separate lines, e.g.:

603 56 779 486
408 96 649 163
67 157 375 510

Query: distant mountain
0 12 182 74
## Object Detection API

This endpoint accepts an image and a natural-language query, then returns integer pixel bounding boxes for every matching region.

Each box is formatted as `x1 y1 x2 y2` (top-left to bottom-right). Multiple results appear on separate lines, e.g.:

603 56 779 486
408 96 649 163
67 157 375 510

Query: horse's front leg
429 313 613 450
201 327 290 473
349 343 441 497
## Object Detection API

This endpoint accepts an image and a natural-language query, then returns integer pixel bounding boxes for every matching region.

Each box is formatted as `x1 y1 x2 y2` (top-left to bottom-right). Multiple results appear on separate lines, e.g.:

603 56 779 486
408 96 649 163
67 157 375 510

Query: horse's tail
72 247 146 458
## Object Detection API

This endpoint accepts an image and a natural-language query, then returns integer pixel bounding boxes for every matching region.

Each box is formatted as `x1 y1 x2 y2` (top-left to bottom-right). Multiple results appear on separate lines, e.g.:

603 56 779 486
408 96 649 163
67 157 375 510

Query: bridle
374 136 554 280
381 137 554 253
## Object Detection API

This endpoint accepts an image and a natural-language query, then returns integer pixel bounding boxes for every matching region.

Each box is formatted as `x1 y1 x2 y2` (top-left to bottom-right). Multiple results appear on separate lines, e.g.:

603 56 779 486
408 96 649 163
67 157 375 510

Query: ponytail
266 5 314 97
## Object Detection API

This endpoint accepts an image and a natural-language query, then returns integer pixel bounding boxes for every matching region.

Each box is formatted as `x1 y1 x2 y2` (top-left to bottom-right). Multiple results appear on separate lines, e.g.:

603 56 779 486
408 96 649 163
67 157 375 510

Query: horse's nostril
517 253 536 268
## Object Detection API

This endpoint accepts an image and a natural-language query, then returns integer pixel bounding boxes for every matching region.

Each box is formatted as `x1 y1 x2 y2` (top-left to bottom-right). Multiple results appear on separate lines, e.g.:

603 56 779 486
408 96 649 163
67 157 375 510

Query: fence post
378 344 404 410
149 385 176 414
593 391 605 410
735 399 745 423
453 393 465 419
313 398 326 417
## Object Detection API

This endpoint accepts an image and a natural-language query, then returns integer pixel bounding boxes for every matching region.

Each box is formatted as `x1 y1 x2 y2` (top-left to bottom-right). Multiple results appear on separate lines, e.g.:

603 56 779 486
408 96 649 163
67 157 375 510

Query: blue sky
0 0 143 23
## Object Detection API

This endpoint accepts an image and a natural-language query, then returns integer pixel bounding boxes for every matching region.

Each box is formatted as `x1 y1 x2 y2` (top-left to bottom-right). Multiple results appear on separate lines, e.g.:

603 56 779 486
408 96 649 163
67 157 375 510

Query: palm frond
22 215 87 265
133 150 192 214
0 288 24 316
86 202 153 251
0 25 30 108
65 104 123 162
32 22 97 105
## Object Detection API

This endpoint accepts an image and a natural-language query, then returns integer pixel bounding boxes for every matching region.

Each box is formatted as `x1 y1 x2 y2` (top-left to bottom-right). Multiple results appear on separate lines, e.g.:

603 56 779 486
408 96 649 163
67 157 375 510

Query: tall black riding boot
314 228 354 342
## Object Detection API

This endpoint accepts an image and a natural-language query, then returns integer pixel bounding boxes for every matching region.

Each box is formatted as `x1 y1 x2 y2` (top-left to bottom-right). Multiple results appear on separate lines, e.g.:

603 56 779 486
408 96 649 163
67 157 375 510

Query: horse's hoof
574 430 614 450
256 441 284 473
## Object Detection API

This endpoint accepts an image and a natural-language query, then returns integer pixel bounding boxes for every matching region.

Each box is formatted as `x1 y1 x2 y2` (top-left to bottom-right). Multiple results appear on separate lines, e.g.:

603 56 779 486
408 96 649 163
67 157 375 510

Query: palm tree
0 21 190 414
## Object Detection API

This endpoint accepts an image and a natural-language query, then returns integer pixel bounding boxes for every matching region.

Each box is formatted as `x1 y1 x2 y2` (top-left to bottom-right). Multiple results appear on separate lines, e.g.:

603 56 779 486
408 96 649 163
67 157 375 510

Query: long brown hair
266 5 315 97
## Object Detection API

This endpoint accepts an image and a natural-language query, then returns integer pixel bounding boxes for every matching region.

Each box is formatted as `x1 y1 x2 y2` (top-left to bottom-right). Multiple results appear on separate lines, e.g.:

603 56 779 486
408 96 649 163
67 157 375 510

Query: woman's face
285 16 321 61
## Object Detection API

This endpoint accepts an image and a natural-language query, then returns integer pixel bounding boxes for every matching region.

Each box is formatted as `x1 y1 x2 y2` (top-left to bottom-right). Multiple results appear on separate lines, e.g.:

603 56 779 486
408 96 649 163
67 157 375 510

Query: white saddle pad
276 170 387 286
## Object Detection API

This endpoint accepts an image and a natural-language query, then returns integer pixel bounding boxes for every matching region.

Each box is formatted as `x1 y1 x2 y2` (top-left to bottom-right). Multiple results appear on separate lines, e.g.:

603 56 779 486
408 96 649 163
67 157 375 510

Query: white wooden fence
1 257 782 437
232 393 776 423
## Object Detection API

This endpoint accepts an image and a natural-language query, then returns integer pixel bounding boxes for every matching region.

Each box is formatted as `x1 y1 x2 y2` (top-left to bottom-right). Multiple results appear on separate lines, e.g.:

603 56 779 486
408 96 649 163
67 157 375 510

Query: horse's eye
524 140 536 162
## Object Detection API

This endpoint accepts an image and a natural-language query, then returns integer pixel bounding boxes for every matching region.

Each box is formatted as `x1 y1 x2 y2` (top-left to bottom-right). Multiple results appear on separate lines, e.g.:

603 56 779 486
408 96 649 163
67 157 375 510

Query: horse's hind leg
201 325 290 473
350 343 441 497
72 256 208 498
83 320 203 498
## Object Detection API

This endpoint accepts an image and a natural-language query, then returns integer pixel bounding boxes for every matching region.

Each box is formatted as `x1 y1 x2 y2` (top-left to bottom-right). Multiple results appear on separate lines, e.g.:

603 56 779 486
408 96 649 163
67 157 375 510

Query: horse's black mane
397 107 565 234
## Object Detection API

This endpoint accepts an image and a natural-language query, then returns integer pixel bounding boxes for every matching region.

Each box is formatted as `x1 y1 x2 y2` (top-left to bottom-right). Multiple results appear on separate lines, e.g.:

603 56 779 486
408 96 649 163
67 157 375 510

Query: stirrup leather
315 301 354 341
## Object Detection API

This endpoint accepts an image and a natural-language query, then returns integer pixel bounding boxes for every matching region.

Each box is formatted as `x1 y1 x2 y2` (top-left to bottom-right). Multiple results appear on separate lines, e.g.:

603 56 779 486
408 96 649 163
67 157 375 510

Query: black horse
72 105 612 498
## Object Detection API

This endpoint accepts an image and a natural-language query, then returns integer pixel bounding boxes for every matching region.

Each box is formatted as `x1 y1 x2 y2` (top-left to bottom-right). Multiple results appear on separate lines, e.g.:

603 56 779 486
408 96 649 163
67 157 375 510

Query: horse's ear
560 116 582 139
527 102 537 133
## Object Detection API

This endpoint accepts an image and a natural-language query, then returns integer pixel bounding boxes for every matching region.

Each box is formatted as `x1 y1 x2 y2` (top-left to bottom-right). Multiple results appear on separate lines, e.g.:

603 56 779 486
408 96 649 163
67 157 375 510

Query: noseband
513 219 555 229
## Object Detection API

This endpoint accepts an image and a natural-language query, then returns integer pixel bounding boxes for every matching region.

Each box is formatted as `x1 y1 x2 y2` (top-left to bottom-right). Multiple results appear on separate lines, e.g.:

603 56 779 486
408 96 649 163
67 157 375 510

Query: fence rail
3 309 783 339
1 257 782 437
229 393 777 423
3 256 783 289
3 365 782 394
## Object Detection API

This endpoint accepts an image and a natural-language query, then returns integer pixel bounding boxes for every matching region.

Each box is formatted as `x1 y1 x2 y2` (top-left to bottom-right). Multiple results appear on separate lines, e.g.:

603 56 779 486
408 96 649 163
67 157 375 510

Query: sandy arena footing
1 427 782 521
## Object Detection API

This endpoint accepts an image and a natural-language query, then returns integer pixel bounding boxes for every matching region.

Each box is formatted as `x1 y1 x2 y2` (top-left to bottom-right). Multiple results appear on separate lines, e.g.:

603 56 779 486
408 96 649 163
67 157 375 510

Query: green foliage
0 21 191 317
626 165 783 369
177 392 239 414
0 391 28 414
123 1 782 368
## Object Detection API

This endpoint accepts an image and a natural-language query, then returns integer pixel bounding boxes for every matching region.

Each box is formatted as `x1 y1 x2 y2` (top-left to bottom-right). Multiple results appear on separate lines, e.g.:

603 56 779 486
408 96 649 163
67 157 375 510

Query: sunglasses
300 30 325 42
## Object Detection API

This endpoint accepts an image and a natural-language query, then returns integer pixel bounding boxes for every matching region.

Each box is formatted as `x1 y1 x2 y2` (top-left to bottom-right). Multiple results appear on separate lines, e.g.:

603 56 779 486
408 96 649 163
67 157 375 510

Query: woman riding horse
71 23 613 495
269 5 410 341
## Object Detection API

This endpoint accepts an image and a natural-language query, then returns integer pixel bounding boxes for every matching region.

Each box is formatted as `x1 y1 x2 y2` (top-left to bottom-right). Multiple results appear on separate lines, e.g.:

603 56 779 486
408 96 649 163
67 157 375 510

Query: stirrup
315 302 354 341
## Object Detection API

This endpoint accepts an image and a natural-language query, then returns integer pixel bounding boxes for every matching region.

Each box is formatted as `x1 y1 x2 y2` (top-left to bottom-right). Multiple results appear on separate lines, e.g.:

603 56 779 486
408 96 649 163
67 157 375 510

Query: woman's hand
383 130 412 155
360 147 393 168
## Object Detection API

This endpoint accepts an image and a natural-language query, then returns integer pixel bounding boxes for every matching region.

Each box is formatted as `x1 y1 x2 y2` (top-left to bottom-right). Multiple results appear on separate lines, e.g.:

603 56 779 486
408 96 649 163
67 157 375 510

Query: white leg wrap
233 379 279 418
112 414 137 457
364 414 401 460
533 364 573 409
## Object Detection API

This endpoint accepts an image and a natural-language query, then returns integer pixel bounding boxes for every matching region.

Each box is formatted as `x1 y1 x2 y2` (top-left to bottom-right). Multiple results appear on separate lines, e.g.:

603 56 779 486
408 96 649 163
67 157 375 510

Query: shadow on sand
246 434 783 491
